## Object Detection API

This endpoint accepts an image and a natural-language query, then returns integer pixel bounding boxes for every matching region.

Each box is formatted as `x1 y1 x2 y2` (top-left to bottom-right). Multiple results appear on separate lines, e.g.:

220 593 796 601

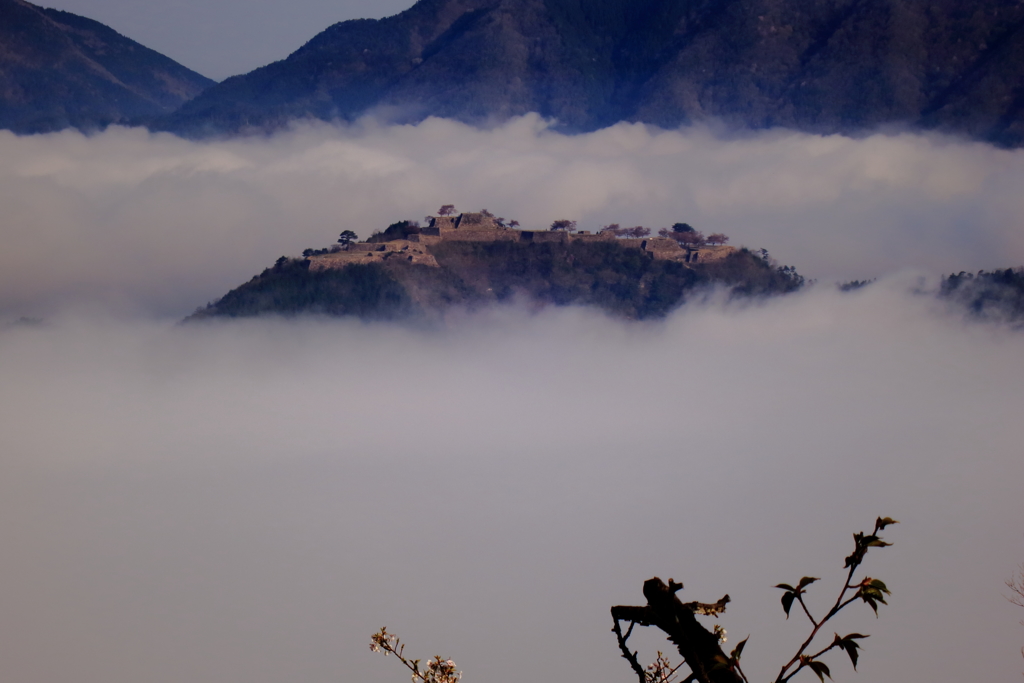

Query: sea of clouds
2 116 1024 317
1 118 1023 683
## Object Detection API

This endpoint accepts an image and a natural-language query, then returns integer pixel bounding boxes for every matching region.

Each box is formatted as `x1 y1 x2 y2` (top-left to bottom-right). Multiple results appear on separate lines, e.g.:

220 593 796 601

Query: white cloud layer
2 120 1023 683
0 280 1023 683
1 118 1023 318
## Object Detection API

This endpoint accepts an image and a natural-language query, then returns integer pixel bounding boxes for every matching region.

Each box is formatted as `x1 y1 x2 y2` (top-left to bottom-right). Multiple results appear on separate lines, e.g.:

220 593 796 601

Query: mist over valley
2 1 1024 682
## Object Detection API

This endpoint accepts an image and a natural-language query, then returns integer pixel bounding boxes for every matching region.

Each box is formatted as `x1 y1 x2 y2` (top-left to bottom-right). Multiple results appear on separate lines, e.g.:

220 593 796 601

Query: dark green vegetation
940 268 1024 326
0 0 213 134
366 221 421 243
189 259 413 321
189 240 804 322
164 0 1024 146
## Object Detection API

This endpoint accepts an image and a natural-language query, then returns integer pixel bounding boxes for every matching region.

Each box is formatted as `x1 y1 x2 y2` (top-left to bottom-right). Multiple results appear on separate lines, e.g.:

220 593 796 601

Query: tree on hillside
551 219 578 232
371 517 898 683
602 223 623 235
672 231 706 247
706 233 730 246
672 223 696 233
338 230 358 246
438 204 456 216
626 226 651 239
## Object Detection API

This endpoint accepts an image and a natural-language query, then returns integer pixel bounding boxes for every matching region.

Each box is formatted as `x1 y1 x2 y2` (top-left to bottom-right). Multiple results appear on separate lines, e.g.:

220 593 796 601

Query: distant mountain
0 0 214 134
163 0 1024 145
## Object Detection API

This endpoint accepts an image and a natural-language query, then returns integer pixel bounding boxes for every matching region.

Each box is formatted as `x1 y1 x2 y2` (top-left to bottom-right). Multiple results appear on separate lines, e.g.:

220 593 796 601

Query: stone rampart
521 231 569 244
308 240 438 269
429 216 456 231
442 229 520 242
687 245 736 263
407 234 442 245
571 232 616 242
643 237 683 252
314 218 736 272
454 212 501 230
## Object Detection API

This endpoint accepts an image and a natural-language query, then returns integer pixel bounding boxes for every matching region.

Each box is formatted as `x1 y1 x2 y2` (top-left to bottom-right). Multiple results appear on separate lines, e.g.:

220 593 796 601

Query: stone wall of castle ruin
308 240 438 269
310 214 737 273
687 245 736 263
429 216 456 231
521 231 569 244
407 234 442 245
442 229 520 242
572 232 617 243
453 212 503 230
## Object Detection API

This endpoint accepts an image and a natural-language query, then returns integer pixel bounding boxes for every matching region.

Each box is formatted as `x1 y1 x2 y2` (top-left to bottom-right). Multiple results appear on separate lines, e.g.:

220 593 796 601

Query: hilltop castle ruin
307 212 736 272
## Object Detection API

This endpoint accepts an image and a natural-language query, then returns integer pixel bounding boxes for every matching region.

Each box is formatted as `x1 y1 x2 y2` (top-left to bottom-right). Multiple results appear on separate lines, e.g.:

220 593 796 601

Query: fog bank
0 280 1022 683
2 118 1023 317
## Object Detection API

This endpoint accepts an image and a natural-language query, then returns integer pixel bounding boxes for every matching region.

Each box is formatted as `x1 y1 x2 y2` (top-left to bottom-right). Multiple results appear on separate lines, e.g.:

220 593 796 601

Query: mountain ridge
163 0 1024 145
0 0 214 134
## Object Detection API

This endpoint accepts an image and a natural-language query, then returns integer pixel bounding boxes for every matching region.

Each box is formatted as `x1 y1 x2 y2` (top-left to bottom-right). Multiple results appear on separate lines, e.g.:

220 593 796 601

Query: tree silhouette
371 518 897 683
611 517 897 683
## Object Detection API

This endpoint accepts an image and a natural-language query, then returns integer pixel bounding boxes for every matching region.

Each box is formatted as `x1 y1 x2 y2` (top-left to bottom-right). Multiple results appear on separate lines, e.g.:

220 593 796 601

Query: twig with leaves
370 627 462 683
772 516 898 682
610 517 898 683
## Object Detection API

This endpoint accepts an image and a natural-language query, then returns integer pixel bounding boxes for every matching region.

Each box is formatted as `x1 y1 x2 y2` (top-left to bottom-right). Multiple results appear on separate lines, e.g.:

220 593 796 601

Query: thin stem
613 618 649 683
775 563 859 683
796 594 818 628
733 659 752 683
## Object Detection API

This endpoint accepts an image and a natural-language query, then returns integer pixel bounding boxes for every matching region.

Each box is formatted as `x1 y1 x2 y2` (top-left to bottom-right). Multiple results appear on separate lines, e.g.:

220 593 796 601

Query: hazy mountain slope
164 0 1024 145
0 0 214 133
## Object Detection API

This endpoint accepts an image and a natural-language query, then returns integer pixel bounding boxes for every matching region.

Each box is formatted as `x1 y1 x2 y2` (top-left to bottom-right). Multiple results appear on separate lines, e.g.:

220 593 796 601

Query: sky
42 0 414 80
1 117 1023 683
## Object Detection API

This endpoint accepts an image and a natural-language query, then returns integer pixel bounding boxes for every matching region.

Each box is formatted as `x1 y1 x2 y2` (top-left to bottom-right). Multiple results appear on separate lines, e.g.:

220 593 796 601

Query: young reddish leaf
843 641 861 669
832 632 868 670
781 591 796 618
775 583 796 592
876 517 899 529
808 660 832 682
861 594 879 616
730 637 749 661
798 576 820 589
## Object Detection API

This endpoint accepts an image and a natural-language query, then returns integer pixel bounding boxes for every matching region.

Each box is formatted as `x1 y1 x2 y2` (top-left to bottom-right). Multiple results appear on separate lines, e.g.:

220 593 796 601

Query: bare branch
612 617 649 683
612 579 742 683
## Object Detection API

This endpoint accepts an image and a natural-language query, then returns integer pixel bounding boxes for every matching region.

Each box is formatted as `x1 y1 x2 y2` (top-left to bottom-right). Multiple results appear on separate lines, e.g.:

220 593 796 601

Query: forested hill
164 0 1024 146
0 0 214 134
188 235 805 323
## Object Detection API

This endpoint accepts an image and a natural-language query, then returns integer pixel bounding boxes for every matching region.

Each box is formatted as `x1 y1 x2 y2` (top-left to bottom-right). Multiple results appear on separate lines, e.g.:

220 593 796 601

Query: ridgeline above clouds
0 0 214 134
162 0 1024 145
6 0 1024 144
